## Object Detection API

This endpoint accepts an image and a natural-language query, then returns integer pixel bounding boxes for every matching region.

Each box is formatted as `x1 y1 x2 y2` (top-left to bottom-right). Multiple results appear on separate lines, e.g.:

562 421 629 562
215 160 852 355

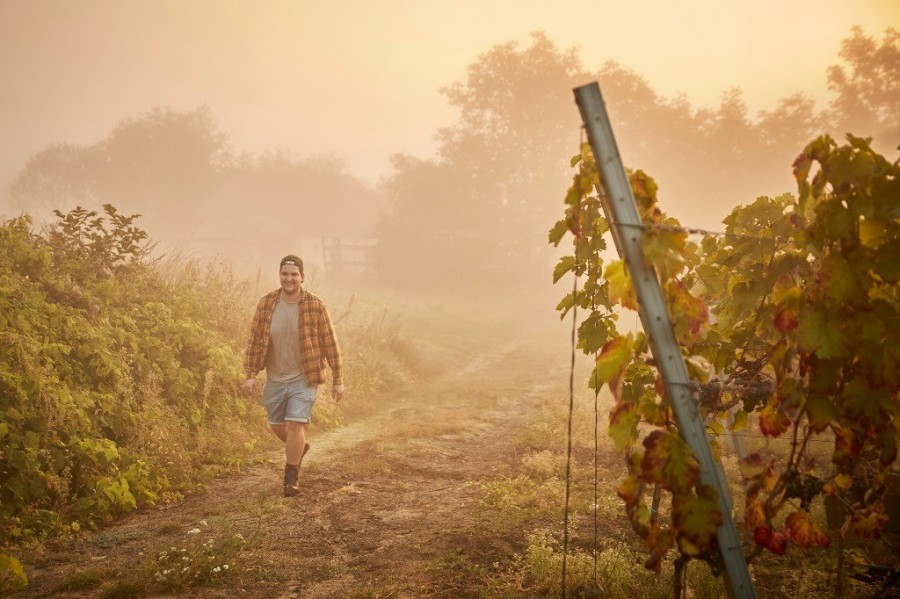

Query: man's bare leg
269 423 287 443
285 421 307 466
282 421 309 497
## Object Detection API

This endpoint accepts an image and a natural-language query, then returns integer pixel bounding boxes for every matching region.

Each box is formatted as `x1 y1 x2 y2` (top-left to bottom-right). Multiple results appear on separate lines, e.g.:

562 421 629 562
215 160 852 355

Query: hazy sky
1 0 897 196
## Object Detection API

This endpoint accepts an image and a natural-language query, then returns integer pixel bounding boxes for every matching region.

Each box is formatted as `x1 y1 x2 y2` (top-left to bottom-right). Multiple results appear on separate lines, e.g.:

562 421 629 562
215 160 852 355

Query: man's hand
332 384 344 402
243 378 257 394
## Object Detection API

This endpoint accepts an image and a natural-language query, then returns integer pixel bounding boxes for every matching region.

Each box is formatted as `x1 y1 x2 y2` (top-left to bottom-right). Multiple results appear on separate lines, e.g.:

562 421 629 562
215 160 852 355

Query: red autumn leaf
754 525 788 555
774 306 798 333
758 404 792 437
753 524 770 546
744 498 766 530
768 531 789 555
786 511 831 548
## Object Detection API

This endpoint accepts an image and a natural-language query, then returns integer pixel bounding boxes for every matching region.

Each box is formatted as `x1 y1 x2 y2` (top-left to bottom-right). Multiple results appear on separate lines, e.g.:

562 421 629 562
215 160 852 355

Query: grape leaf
608 402 639 451
805 394 838 432
754 525 788 555
797 305 847 359
594 336 631 385
548 220 569 246
552 255 576 284
641 430 699 493
759 404 792 437
672 484 722 555
786 511 830 548
603 260 637 310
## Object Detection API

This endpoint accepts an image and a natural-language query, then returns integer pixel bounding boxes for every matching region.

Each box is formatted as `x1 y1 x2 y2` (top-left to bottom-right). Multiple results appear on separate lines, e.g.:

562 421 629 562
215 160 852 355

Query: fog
1 1 898 298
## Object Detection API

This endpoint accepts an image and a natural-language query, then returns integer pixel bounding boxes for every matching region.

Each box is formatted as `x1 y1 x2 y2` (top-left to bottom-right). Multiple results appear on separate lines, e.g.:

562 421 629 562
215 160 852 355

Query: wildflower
200 520 208 526
223 564 229 570
187 528 201 535
213 566 221 573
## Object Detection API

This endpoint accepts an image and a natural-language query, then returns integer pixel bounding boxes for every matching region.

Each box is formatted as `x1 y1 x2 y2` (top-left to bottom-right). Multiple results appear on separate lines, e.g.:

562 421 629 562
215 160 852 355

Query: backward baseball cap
279 254 304 273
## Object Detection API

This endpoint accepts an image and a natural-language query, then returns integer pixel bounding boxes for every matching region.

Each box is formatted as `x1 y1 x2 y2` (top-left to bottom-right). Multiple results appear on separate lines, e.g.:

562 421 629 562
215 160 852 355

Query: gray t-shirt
266 294 305 383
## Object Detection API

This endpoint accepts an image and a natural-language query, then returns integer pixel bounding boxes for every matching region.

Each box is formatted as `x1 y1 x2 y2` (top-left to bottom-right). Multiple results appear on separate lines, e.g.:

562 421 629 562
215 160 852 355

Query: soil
11 315 575 598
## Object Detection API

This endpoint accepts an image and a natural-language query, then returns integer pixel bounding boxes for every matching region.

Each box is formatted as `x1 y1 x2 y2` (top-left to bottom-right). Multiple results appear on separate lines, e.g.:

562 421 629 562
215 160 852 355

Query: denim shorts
262 377 318 424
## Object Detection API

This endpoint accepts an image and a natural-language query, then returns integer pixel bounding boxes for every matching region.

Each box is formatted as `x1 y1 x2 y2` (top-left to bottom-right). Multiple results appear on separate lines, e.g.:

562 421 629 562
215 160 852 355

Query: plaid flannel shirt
244 288 343 386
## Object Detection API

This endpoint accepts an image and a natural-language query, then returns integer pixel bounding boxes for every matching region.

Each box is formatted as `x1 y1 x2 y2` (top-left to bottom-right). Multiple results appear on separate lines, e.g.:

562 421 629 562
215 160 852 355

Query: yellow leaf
707 420 725 436
603 260 637 310
859 217 886 248
834 474 853 490
730 410 748 432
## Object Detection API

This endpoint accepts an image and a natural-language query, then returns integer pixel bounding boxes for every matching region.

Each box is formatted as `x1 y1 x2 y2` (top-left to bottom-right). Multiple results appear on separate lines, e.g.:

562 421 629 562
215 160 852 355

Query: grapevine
551 134 899 585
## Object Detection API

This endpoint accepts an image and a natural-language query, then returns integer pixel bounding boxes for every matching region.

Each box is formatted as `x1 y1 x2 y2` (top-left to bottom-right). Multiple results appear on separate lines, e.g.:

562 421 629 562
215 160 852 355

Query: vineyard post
573 82 757 599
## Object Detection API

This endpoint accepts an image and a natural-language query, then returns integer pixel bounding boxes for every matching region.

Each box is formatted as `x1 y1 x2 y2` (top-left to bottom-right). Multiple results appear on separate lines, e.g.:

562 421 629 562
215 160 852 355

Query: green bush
0 207 259 542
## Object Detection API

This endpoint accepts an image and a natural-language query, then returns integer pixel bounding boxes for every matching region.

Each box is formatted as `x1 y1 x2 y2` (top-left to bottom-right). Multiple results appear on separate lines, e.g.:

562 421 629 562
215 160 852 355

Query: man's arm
318 303 344 400
243 298 269 392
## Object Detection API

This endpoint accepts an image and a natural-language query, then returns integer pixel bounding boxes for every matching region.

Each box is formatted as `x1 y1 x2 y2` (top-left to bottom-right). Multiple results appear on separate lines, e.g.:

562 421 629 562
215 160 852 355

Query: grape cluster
695 380 723 410
783 469 825 510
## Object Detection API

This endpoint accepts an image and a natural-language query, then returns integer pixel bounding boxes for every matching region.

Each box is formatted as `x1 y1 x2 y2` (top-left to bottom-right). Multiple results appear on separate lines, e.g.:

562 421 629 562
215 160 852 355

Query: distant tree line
6 108 380 272
5 27 897 289
376 27 898 289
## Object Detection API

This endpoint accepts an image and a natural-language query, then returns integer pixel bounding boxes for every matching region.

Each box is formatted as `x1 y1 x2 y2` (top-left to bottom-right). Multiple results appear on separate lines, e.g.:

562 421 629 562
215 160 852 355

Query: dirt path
15 323 572 598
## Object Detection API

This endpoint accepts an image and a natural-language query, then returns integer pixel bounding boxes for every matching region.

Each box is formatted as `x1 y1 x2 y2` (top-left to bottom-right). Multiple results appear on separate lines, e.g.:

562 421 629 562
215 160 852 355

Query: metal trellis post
573 82 757 599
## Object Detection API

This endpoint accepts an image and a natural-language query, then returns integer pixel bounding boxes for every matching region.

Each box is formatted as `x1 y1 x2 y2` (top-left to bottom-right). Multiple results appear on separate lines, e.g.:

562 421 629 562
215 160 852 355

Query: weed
520 450 567 480
98 579 147 599
157 522 182 535
141 526 247 593
479 475 565 526
53 568 106 592
93 528 147 549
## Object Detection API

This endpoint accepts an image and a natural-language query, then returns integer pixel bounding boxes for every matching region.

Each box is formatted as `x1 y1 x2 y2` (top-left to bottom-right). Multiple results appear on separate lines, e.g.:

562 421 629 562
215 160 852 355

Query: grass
53 568 107 592
98 580 148 599
473 365 898 599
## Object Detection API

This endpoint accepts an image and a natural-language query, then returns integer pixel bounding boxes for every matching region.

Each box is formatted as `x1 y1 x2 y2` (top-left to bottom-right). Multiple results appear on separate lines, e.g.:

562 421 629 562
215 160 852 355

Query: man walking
243 255 344 497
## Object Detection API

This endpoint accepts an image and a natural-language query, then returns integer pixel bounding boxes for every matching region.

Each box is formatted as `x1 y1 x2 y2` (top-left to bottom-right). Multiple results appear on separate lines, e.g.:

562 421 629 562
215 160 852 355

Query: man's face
280 265 303 293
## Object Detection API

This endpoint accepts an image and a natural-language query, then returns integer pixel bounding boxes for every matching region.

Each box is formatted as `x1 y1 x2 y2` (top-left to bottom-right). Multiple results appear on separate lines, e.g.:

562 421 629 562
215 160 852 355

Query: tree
827 27 900 153
9 107 231 239
6 108 382 272
376 33 588 289
8 143 99 212
93 106 230 222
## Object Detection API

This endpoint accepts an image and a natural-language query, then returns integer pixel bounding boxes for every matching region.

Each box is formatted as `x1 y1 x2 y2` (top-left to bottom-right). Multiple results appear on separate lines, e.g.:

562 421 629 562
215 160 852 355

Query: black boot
284 465 300 497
